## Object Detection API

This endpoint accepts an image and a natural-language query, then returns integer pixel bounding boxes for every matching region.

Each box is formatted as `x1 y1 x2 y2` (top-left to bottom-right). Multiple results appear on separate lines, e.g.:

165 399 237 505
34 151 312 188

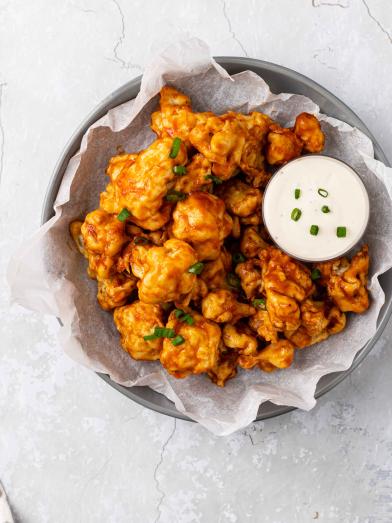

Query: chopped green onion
174 308 184 319
144 327 176 341
181 314 194 326
291 208 302 221
310 225 319 236
337 226 347 238
252 298 266 310
143 333 158 341
117 208 130 222
321 205 330 214
188 262 204 275
134 236 150 245
318 188 328 198
227 272 241 289
173 165 187 176
165 190 186 202
295 188 301 199
311 268 321 281
205 174 223 185
233 252 246 265
171 335 185 346
169 137 182 159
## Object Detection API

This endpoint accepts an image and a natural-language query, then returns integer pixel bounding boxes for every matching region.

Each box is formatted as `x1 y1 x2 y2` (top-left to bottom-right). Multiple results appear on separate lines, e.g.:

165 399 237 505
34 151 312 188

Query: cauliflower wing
326 245 370 313
260 247 314 331
239 339 295 372
114 301 164 360
208 345 238 387
266 124 303 165
240 227 269 258
217 179 262 217
160 310 220 378
100 137 187 223
171 192 232 261
293 112 325 153
130 239 198 304
201 289 256 324
235 259 263 299
285 299 346 348
222 323 258 356
97 273 137 310
80 209 128 279
249 310 279 343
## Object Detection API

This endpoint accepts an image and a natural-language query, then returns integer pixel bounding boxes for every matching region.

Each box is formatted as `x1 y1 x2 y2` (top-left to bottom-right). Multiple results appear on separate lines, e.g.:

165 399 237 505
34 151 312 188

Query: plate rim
41 56 392 423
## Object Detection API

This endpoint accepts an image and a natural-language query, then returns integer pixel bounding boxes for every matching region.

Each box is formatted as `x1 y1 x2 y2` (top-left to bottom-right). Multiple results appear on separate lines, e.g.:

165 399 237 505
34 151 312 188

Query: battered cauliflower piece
130 239 198 304
222 323 258 356
249 310 279 343
100 137 187 223
239 340 295 372
114 301 164 361
189 113 247 180
128 203 172 231
260 247 314 331
285 299 346 348
217 179 262 217
235 259 263 299
171 192 232 261
80 209 128 279
201 290 256 324
208 346 238 387
160 310 220 378
200 249 232 290
240 227 269 258
293 112 325 153
151 86 212 145
97 273 137 311
266 123 303 165
173 153 212 193
326 245 370 313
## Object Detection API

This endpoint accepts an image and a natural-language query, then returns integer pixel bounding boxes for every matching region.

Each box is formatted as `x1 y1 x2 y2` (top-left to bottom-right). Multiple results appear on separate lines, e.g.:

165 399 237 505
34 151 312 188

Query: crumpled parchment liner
8 38 392 436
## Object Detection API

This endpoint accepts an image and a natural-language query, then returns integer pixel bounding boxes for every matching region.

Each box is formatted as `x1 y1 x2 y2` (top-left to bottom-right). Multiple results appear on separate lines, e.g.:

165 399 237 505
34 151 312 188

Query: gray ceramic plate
42 57 392 422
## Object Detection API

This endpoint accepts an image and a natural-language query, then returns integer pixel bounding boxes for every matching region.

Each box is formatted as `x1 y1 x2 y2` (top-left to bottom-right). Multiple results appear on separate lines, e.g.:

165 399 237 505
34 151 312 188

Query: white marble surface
1 1 392 522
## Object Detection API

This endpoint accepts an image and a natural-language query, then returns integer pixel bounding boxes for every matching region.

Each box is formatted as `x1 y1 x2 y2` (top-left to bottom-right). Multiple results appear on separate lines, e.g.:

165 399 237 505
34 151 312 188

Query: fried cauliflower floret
285 300 346 348
249 310 279 343
260 247 314 331
160 310 220 378
208 346 238 387
97 273 137 311
201 290 256 324
222 323 258 357
326 245 370 313
235 259 263 299
80 209 128 279
240 227 269 258
128 203 172 231
171 192 232 261
173 153 212 193
189 113 247 180
313 257 351 287
239 340 295 372
114 301 164 361
217 179 262 217
130 239 198 304
106 153 138 182
266 123 303 165
100 137 187 223
151 86 211 145
293 112 325 153
200 249 232 290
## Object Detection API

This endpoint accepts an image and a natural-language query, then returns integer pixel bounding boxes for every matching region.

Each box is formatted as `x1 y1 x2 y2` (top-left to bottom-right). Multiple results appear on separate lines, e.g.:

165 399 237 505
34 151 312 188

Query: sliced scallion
318 188 328 198
205 174 223 185
310 225 319 236
169 137 182 159
188 262 204 275
252 298 266 310
321 205 330 213
291 208 302 221
117 208 130 222
337 226 347 238
311 268 321 280
173 165 187 176
165 190 186 202
295 188 301 199
171 335 185 346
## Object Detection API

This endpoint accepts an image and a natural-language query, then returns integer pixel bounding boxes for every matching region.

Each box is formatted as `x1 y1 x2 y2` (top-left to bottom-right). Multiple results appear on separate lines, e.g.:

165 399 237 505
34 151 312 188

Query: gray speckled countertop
1 1 392 522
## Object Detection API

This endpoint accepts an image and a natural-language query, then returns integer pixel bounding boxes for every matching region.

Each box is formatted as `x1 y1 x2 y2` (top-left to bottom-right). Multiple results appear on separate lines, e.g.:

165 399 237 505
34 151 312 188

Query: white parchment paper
8 38 392 436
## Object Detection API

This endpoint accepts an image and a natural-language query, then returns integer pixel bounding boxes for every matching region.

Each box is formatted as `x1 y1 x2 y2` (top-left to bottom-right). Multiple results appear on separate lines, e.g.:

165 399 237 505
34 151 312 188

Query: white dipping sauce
262 155 369 262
